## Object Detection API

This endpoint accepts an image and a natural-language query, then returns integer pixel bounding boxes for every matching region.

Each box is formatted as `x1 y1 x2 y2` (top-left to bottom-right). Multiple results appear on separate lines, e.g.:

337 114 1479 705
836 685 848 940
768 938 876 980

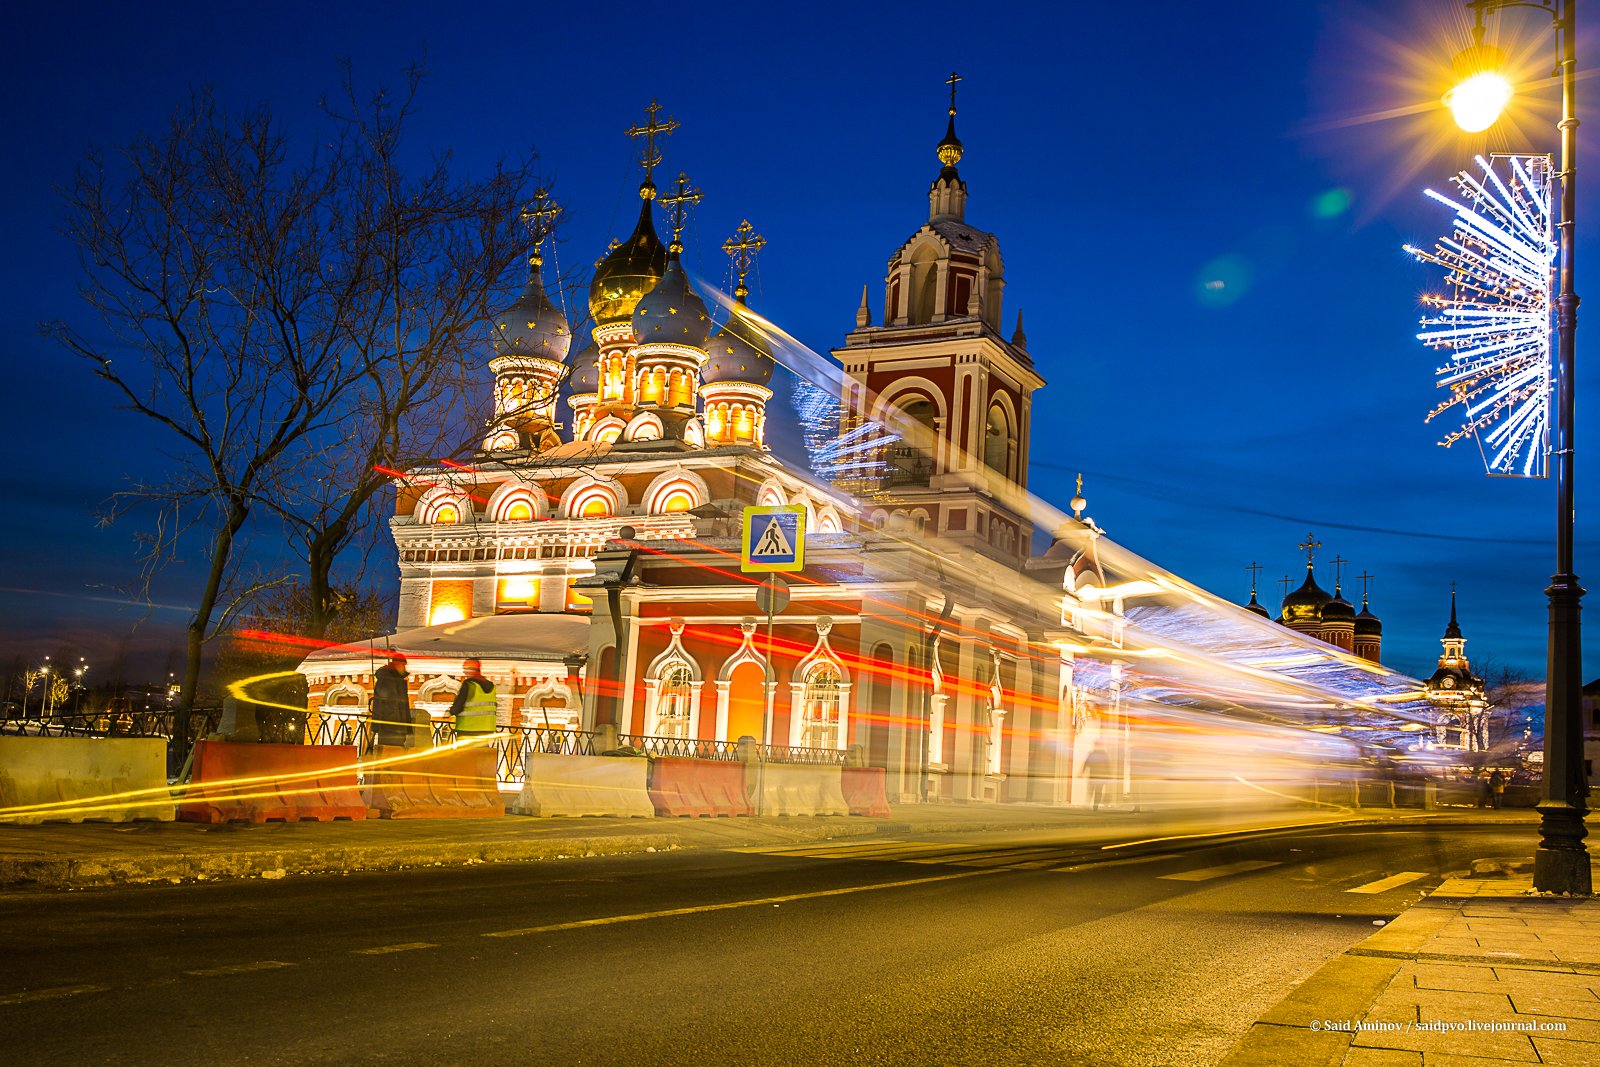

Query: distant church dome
492 268 571 361
1355 603 1383 637
1282 567 1331 624
1323 591 1356 624
632 252 710 349
589 195 668 327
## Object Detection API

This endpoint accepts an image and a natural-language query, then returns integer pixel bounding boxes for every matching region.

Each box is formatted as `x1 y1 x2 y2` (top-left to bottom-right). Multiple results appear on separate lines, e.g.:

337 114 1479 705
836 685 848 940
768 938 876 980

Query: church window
984 404 1010 475
565 578 593 612
660 489 695 514
887 398 936 486
652 664 694 739
799 663 844 750
908 244 938 324
580 496 611 518
433 503 460 525
505 500 533 521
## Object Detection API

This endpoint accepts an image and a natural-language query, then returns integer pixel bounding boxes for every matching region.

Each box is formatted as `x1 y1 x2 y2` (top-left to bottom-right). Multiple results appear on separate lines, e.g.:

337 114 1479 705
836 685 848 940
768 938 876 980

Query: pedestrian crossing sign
742 505 806 573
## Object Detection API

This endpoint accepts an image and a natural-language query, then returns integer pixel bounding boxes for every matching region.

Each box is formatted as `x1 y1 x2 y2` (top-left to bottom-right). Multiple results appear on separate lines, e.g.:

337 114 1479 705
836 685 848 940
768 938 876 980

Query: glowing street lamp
1437 0 1587 894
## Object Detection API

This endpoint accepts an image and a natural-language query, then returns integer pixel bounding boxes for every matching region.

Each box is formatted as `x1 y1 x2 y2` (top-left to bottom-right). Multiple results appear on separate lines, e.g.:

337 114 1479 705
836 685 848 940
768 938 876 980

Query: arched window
660 489 695 513
799 663 844 750
984 403 1010 475
654 664 694 739
908 244 938 324
888 398 937 486
580 496 610 518
434 503 460 525
505 500 533 522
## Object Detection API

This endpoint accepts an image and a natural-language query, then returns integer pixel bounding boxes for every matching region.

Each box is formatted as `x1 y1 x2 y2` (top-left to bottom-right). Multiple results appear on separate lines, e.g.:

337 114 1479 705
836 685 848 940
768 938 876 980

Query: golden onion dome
588 192 668 327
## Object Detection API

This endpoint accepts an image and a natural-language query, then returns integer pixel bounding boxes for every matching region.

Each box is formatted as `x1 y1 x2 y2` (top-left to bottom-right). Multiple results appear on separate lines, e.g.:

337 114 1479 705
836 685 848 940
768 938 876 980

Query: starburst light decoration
790 378 898 485
1405 154 1554 478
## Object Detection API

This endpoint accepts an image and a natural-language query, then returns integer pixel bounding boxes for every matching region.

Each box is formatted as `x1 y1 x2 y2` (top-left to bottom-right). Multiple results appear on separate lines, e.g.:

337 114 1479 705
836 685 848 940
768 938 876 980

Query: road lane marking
730 841 959 858
0 984 108 1006
482 868 997 939
183 961 295 978
1346 872 1428 894
1159 860 1280 882
1053 852 1182 873
353 942 439 955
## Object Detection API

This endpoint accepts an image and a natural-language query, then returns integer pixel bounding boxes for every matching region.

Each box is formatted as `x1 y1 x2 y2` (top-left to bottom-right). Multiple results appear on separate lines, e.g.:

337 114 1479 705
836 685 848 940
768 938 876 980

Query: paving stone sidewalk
1223 865 1600 1066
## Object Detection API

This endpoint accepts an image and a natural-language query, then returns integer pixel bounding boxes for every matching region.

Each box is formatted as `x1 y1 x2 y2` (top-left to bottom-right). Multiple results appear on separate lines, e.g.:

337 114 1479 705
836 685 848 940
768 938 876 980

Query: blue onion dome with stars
702 305 775 386
569 341 600 392
492 266 571 361
633 252 710 348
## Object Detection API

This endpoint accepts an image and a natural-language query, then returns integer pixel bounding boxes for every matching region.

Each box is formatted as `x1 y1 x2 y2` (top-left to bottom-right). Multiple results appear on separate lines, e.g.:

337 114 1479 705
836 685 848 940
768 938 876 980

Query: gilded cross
946 70 962 114
625 100 679 188
1357 571 1374 604
518 188 562 268
1298 532 1322 566
722 219 766 303
658 172 702 253
1330 554 1348 590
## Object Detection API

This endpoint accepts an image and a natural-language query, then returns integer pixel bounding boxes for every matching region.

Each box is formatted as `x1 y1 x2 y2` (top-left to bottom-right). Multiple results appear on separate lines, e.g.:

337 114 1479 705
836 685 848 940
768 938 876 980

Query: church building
300 82 1440 805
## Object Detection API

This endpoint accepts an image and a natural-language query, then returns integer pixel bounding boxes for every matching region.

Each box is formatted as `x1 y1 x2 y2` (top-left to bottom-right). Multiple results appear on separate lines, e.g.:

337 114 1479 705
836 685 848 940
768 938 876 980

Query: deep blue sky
1 0 1594 684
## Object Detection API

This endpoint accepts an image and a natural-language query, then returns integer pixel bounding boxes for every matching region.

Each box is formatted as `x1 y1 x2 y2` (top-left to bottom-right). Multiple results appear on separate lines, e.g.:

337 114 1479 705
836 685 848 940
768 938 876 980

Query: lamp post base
1534 802 1592 895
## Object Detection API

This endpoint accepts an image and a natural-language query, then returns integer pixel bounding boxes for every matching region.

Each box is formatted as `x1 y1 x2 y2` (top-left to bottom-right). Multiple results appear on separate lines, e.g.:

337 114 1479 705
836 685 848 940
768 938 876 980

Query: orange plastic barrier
178 741 367 823
649 757 752 817
841 767 891 817
365 745 504 819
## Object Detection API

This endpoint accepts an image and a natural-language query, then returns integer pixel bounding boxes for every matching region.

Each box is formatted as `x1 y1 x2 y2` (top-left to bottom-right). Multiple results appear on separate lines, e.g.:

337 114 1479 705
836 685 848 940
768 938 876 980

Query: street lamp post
1444 0 1586 893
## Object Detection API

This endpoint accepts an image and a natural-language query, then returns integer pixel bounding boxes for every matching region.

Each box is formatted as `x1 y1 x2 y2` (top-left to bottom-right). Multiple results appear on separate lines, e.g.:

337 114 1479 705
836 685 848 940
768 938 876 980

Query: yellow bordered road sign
742 505 806 573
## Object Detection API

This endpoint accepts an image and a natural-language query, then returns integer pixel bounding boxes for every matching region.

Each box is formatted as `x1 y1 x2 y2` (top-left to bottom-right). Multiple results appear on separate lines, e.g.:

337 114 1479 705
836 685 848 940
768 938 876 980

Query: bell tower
832 74 1045 567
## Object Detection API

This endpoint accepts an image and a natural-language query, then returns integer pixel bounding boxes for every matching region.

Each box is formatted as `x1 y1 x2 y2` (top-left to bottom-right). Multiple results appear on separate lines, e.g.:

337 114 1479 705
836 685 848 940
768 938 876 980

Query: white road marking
1346 871 1429 894
0 984 108 1006
1053 852 1183 873
183 961 295 978
1159 860 1281 882
482 868 997 939
730 841 961 858
354 942 439 955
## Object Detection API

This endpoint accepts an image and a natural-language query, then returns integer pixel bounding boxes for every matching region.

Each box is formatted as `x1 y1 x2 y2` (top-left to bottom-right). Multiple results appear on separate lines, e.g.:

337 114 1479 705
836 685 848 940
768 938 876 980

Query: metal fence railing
619 734 743 761
0 708 221 741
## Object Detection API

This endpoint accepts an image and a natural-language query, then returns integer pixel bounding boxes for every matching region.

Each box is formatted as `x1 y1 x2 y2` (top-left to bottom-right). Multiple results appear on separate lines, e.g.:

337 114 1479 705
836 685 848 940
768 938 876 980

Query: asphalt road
0 821 1533 1066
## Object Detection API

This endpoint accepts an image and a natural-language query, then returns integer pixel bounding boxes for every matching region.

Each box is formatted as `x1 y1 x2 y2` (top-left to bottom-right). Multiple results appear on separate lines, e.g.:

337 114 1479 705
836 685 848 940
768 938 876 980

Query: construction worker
447 659 498 741
370 652 415 751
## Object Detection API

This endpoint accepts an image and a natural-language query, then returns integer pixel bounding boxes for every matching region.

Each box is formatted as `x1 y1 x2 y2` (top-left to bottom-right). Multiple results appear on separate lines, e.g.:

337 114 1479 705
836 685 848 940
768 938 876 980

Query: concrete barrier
365 745 504 819
650 757 752 817
178 741 366 823
511 751 653 817
755 763 849 817
0 736 174 824
840 766 890 817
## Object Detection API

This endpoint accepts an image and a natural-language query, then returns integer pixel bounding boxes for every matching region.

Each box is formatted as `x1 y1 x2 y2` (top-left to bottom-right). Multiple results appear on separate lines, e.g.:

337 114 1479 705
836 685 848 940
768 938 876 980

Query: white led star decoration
1405 154 1554 478
791 378 898 485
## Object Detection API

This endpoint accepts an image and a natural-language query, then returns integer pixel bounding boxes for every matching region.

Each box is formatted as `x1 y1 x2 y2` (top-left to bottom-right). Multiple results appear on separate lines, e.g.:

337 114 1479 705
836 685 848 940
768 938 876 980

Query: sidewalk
0 803 1514 891
1223 863 1600 1066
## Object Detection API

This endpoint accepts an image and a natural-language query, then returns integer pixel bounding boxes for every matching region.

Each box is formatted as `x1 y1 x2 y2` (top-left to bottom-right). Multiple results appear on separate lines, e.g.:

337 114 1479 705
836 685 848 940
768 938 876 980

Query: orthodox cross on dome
625 99 680 197
1357 570 1374 606
1330 554 1348 593
1298 532 1322 568
658 172 702 255
518 189 562 270
1245 560 1263 597
1279 574 1294 599
722 220 766 304
937 71 964 169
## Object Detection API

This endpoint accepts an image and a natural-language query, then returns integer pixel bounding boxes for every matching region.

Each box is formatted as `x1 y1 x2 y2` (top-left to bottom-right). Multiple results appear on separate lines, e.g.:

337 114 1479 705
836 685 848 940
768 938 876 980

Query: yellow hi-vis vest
454 678 497 735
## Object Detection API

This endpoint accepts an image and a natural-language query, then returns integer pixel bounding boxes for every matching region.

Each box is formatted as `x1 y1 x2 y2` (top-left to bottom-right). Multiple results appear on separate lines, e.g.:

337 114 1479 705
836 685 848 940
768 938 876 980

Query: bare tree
254 65 553 640
46 66 544 740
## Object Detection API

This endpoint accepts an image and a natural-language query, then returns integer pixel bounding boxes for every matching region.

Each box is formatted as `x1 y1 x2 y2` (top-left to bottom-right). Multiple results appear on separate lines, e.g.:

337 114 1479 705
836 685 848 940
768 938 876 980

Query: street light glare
1444 71 1513 131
